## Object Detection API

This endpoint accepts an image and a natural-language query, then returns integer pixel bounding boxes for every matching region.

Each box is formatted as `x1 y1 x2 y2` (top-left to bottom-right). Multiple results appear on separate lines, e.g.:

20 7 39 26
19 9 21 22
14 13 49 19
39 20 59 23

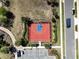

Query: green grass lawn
55 0 60 46
76 39 78 59
75 2 77 17
52 19 60 46
52 5 60 45
57 0 61 45
57 20 60 45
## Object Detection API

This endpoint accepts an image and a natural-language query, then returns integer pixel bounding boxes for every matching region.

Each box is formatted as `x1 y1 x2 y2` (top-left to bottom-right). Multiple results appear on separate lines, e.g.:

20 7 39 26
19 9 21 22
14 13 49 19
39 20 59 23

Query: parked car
72 8 75 15
22 51 24 54
17 50 21 57
9 46 17 53
66 18 71 28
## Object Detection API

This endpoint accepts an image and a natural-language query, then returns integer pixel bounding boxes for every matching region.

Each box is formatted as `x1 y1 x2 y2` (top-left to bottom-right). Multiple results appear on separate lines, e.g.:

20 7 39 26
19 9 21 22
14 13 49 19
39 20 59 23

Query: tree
0 8 7 23
52 18 56 23
21 17 33 26
47 0 51 5
0 7 8 26
0 38 10 47
6 11 15 19
20 38 28 46
55 14 59 19
52 8 59 19
9 45 17 53
4 0 10 7
15 38 28 47
0 7 7 15
21 17 30 24
0 7 14 27
51 1 59 7
0 16 7 23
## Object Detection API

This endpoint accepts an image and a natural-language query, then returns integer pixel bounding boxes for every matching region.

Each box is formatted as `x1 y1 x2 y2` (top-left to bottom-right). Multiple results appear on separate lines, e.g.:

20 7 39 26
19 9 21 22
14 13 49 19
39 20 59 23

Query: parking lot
17 48 56 59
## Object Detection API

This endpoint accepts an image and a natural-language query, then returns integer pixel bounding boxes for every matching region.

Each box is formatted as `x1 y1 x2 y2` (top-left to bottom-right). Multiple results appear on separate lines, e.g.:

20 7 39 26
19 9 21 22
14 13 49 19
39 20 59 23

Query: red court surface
28 22 51 42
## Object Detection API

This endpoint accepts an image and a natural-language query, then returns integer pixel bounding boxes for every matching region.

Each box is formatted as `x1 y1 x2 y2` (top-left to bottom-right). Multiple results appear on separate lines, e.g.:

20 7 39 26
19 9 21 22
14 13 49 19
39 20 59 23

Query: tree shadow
6 11 15 19
46 0 59 7
4 0 10 7
4 11 15 28
21 17 33 26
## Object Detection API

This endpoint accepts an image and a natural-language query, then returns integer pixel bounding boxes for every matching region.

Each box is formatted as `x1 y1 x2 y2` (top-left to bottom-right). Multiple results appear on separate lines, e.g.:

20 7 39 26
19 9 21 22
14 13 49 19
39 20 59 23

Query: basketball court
29 22 51 42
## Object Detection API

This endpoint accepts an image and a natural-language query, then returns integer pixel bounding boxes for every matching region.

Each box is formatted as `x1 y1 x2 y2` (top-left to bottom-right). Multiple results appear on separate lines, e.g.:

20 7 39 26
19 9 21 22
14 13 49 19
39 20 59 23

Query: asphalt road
64 0 75 59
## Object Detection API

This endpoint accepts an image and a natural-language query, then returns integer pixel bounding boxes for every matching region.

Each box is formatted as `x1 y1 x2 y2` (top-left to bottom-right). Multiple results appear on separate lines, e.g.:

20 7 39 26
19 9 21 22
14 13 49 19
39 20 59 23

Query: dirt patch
0 53 14 59
10 0 53 19
9 0 52 40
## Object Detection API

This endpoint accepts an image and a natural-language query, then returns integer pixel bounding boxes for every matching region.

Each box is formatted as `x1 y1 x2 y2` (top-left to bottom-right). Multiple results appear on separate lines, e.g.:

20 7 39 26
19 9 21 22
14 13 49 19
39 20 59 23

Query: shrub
15 38 28 46
23 23 27 38
15 40 21 46
0 46 9 54
52 18 56 23
30 43 39 47
0 7 7 15
44 43 51 49
0 7 14 27
20 38 28 46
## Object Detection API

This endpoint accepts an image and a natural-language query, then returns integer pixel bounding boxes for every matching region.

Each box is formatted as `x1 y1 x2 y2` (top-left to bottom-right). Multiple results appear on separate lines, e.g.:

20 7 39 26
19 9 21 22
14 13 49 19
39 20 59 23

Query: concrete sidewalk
0 27 16 46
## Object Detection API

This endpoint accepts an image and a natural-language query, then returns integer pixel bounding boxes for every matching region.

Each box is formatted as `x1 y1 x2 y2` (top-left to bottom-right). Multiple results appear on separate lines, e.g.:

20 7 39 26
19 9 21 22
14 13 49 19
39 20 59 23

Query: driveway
17 48 56 59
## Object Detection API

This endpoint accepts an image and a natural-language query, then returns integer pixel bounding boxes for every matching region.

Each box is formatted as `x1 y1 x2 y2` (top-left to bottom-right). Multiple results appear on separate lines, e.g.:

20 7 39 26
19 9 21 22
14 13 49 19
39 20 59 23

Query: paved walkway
0 27 16 46
60 0 63 59
75 0 79 58
77 0 79 58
